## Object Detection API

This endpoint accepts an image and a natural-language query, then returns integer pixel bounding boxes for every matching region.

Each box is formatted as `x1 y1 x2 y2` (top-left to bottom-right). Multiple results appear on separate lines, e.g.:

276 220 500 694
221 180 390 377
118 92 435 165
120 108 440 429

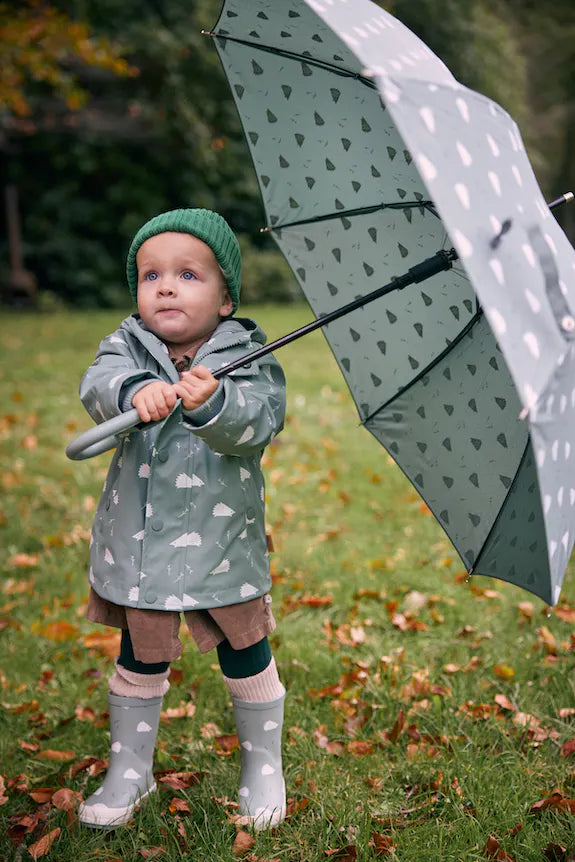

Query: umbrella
68 0 575 607
203 0 575 607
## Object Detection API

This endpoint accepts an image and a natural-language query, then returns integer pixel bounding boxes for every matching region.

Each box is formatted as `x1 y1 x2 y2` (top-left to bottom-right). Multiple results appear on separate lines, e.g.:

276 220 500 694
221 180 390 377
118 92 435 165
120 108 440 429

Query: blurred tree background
0 0 573 308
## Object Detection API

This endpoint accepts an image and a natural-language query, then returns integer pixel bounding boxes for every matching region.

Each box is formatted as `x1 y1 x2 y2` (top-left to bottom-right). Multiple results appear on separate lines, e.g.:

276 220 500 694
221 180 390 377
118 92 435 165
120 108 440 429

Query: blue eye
145 271 158 281
182 271 196 280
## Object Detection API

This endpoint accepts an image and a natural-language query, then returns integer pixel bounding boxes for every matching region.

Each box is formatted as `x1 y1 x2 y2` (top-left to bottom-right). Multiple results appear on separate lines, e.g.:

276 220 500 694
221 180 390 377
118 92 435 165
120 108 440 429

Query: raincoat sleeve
182 356 286 456
79 328 162 423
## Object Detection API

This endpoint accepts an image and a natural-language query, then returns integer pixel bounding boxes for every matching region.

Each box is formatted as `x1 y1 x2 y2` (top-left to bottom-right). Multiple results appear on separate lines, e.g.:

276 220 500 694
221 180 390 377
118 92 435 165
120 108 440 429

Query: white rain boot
78 692 162 828
232 693 286 830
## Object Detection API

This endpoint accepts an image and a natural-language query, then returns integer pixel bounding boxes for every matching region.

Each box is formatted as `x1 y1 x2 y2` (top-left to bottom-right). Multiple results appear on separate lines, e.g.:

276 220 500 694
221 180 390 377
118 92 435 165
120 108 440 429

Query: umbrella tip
548 191 574 210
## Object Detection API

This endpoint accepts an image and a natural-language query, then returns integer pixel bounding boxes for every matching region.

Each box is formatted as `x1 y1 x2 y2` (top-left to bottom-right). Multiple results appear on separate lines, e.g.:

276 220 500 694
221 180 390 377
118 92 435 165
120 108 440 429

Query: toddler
77 208 287 830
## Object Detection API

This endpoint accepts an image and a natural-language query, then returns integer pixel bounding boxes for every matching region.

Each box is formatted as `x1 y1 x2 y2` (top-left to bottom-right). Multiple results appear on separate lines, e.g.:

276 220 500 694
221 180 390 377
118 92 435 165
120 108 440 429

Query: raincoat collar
121 314 267 380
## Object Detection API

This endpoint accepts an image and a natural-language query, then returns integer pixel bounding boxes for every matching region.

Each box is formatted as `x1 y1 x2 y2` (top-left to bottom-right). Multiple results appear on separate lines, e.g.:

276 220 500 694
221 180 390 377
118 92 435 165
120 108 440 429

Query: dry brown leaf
36 749 76 761
483 834 516 861
83 630 121 658
160 701 196 720
51 788 83 810
517 602 534 621
370 832 396 856
493 664 515 680
555 605 575 624
325 845 357 861
347 740 374 757
542 843 568 861
233 830 255 856
28 827 61 859
213 733 239 755
530 791 575 815
561 739 575 759
169 797 190 814
157 771 206 790
28 787 57 803
494 694 515 711
35 621 79 642
6 553 39 568
536 626 558 655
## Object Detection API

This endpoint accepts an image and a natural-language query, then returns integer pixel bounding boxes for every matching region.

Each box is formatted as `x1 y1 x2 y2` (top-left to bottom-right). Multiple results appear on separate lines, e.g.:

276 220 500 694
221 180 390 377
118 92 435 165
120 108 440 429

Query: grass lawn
0 305 574 861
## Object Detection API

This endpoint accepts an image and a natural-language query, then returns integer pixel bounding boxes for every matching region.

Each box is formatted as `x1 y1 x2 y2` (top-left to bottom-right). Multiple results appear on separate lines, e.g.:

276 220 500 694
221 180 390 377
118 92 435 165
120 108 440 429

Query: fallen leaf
157 771 206 790
325 846 357 861
6 553 39 568
51 788 83 811
36 621 79 642
347 740 374 757
536 626 558 655
494 694 515 711
543 843 568 861
213 734 239 755
561 739 575 759
483 834 516 861
169 797 190 814
517 602 534 622
36 749 76 762
83 630 121 658
233 830 255 856
28 787 57 803
28 827 61 859
370 832 396 856
530 791 575 815
493 663 515 680
160 701 196 720
555 605 575 624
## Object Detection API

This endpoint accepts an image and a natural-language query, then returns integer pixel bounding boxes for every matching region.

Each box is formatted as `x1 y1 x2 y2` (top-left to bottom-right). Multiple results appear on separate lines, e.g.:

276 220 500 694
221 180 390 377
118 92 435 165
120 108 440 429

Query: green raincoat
80 314 286 612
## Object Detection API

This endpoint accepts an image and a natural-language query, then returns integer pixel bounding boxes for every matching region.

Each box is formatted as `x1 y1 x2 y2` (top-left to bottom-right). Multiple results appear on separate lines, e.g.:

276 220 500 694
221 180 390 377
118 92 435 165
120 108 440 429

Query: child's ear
220 288 234 317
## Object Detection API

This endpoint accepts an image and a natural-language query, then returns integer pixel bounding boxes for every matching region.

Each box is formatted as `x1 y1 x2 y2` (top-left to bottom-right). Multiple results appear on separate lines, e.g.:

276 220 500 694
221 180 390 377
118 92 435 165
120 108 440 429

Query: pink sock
109 659 170 698
222 657 285 703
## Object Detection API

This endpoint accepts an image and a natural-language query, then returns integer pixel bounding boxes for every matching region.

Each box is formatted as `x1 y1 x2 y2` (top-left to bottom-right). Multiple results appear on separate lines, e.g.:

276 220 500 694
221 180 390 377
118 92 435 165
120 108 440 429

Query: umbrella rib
204 30 378 90
262 201 437 232
361 308 483 426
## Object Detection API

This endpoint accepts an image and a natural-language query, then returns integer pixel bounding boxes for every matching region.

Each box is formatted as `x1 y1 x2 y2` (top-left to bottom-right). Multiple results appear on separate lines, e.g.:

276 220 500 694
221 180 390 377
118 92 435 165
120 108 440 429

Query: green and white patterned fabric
211 0 575 605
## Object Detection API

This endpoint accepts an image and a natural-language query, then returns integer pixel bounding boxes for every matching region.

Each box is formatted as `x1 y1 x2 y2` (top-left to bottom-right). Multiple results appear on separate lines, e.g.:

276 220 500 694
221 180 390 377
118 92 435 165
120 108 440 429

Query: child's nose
158 278 177 295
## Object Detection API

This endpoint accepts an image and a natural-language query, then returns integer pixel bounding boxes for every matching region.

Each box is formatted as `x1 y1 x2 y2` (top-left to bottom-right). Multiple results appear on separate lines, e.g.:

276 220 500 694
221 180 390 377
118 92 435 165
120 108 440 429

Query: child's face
136 232 233 353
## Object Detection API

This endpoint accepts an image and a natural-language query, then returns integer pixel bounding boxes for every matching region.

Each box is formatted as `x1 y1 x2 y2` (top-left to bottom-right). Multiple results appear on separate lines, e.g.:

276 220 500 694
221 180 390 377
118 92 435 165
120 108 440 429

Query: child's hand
174 365 219 411
132 381 178 423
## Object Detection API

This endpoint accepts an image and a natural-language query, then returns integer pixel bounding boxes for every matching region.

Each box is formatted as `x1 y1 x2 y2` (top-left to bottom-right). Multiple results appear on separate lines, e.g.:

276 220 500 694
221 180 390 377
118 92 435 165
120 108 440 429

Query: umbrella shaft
214 249 456 379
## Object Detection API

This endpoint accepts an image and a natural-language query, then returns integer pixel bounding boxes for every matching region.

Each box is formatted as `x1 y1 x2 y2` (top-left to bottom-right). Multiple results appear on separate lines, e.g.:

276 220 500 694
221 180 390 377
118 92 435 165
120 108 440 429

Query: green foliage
1 1 574 307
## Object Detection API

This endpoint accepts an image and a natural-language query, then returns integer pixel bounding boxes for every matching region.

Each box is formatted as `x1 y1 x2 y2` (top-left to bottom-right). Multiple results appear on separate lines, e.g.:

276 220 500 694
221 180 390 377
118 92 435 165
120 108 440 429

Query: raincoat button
144 590 157 604
151 518 164 532
246 507 256 519
157 450 169 462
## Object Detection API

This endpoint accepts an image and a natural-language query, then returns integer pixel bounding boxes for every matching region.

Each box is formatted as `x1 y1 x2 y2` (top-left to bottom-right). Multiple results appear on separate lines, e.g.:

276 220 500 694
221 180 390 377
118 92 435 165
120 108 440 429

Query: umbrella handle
66 408 145 460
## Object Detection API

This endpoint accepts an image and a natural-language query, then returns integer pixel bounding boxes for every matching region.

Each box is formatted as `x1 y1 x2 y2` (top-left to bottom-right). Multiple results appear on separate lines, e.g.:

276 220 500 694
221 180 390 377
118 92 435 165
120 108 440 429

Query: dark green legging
119 628 271 679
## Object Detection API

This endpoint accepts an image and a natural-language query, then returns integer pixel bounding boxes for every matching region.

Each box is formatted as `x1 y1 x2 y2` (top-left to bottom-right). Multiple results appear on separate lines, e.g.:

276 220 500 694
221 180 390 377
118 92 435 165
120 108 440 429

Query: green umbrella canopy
208 0 575 606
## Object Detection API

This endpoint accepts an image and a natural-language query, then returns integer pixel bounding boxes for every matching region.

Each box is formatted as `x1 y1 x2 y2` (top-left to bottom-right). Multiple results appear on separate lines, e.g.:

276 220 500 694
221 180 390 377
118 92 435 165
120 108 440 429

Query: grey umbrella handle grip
66 408 142 460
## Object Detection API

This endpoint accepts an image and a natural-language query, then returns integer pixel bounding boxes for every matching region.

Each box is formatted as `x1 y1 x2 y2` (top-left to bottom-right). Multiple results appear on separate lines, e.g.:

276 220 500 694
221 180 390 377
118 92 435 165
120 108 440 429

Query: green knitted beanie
126 208 241 314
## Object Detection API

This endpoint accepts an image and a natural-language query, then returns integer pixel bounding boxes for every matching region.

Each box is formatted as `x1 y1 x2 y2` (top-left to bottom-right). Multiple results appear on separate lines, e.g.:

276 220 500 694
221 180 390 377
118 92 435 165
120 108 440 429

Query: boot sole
79 782 157 828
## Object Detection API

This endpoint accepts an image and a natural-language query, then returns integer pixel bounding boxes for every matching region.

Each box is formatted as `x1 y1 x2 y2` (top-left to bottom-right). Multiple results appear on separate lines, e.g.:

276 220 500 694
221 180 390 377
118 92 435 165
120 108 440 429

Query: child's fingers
183 365 216 383
133 383 177 422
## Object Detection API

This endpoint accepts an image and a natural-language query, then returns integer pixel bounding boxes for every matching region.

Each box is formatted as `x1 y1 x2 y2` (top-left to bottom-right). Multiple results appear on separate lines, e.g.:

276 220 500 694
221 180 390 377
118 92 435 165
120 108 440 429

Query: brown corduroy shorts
86 588 276 664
